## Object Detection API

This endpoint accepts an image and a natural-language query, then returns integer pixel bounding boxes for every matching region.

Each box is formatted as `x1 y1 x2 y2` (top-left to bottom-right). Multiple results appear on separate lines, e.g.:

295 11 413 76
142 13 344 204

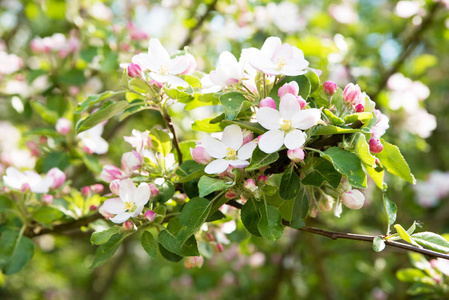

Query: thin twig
162 107 183 165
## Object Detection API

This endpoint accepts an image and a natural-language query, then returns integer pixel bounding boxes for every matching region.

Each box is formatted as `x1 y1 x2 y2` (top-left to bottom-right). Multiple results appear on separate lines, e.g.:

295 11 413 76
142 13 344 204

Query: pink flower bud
127 63 141 78
69 86 80 96
21 183 30 192
323 81 337 95
42 194 54 205
148 183 159 197
242 130 254 145
144 210 156 222
343 83 361 104
56 118 71 135
40 136 47 144
101 165 125 183
375 158 380 165
259 97 276 109
26 141 39 157
244 179 257 192
47 168 66 189
89 205 97 211
278 82 299 99
341 190 365 209
296 96 306 109
122 220 134 230
287 148 305 162
81 186 91 196
225 189 237 199
369 138 383 154
184 256 204 269
216 243 224 252
204 233 215 242
355 104 365 112
121 150 143 173
257 175 268 184
190 144 213 165
92 184 104 194
109 180 121 195
309 207 319 218
149 80 163 88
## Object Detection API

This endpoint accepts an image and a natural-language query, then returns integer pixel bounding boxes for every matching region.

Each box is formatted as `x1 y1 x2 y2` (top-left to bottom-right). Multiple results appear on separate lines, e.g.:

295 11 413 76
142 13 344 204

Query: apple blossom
101 178 151 224
101 165 127 183
121 150 143 173
190 143 213 165
42 194 54 205
109 179 121 195
201 51 245 89
343 83 361 104
124 129 152 153
77 123 108 154
81 186 91 196
278 81 306 109
242 36 309 76
244 179 257 192
92 184 104 194
256 94 321 153
257 175 268 184
131 38 195 88
184 256 204 269
323 81 337 95
202 125 257 174
144 210 156 222
148 183 159 198
0 52 23 75
225 189 237 199
259 97 276 109
46 167 66 189
341 190 365 209
56 118 71 135
2 167 53 194
122 220 135 230
371 109 390 139
287 148 305 162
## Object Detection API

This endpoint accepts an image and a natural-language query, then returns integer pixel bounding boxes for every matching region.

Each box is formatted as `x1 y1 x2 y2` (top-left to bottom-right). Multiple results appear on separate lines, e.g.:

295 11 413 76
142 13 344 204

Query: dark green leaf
198 176 226 198
75 91 126 114
246 148 279 172
56 69 86 86
141 231 157 259
241 197 262 237
91 226 122 245
219 92 252 120
178 197 213 243
258 204 284 241
222 120 265 135
155 180 175 203
295 75 311 99
0 230 35 275
31 101 59 124
90 233 126 268
302 158 342 189
305 69 320 93
290 191 308 229
43 151 70 172
76 101 129 133
0 195 14 213
279 166 301 200
158 243 183 262
32 206 64 225
175 160 205 183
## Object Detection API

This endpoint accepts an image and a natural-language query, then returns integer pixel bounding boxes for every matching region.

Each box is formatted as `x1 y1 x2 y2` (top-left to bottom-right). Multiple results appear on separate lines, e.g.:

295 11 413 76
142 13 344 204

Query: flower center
276 57 286 70
280 119 293 132
124 201 137 212
160 64 168 74
225 147 237 160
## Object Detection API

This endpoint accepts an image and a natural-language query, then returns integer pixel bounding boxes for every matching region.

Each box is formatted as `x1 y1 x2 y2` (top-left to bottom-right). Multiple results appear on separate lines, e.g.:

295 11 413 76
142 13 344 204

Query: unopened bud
257 175 268 184
89 205 97 211
26 141 39 157
190 144 213 165
278 82 299 98
122 220 134 230
56 118 71 135
184 256 204 269
145 210 156 222
355 104 365 112
225 189 237 199
341 190 365 210
318 195 334 212
42 194 54 205
81 186 91 196
204 233 215 242
343 83 361 104
121 150 143 173
148 183 159 197
242 130 254 145
259 97 276 109
101 165 125 183
323 81 337 95
308 207 319 218
92 184 104 194
46 168 66 189
244 179 257 192
369 138 383 153
216 243 224 252
287 148 305 162
109 179 121 195
127 63 141 78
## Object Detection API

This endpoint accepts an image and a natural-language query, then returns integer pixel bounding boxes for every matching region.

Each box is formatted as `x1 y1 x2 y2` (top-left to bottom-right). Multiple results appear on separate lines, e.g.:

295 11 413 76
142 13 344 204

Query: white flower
256 94 321 153
124 129 152 153
77 123 109 154
132 38 194 88
241 37 309 76
101 178 151 224
201 51 245 90
202 125 257 174
2 167 53 193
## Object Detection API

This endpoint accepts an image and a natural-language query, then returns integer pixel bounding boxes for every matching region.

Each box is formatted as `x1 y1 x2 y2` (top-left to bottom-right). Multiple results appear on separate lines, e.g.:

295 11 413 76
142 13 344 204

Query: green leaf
241 197 262 237
91 226 122 245
155 180 175 203
302 158 342 189
23 128 59 138
32 206 64 225
192 117 225 132
165 88 193 103
279 166 301 200
31 101 59 124
258 205 284 241
158 218 200 256
354 133 376 167
43 151 70 172
129 78 151 94
246 148 279 172
321 147 366 188
411 232 449 253
75 91 126 113
184 93 220 110
373 236 386 252
344 112 373 125
394 224 414 244
0 195 13 213
305 69 320 93
0 230 35 275
366 165 386 190
376 140 415 184
323 109 344 125
331 88 344 112
177 197 213 243
290 190 308 229
177 141 196 162
175 160 206 183
158 243 183 262
198 176 226 198
295 75 311 99
396 269 427 283
90 233 126 268
56 69 86 86
383 194 397 231
221 120 265 135
180 75 202 88
76 101 129 133
219 92 252 120
149 128 172 157
141 231 157 259
313 125 370 136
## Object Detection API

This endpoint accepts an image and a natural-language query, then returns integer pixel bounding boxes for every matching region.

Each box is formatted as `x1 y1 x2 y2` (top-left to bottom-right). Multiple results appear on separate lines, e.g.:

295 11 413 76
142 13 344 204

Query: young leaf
321 147 367 188
246 148 279 172
91 226 122 245
192 117 225 132
304 69 320 93
141 230 157 259
76 101 129 133
31 101 59 124
75 90 126 113
344 112 373 125
383 194 397 233
32 206 64 225
354 133 376 167
198 176 226 198
301 158 342 189
376 140 415 184
149 128 172 157
366 164 386 191
0 230 35 275
279 166 301 200
411 232 449 253
323 109 344 125
164 88 193 103
373 236 386 252
184 93 220 110
222 120 265 135
313 125 370 136
219 92 252 120
90 233 126 268
258 204 284 241
241 197 262 237
396 269 427 283
394 224 415 245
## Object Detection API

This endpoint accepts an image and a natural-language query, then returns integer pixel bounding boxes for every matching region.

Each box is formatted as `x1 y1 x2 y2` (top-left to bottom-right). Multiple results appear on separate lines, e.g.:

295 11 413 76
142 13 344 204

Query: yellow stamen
276 57 286 70
226 147 237 160
124 202 137 212
160 64 168 74
280 119 293 132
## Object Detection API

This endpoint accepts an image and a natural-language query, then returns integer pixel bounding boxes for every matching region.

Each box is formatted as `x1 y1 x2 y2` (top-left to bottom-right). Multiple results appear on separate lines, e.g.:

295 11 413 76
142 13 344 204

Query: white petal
134 183 151 206
92 137 109 154
169 55 190 75
256 107 281 130
204 159 230 174
131 205 145 217
238 141 257 160
102 198 125 214
222 125 243 150
202 135 226 158
258 130 285 153
280 94 300 120
284 130 306 150
292 108 322 130
261 37 282 58
228 160 250 168
110 212 132 224
119 178 136 204
147 38 170 68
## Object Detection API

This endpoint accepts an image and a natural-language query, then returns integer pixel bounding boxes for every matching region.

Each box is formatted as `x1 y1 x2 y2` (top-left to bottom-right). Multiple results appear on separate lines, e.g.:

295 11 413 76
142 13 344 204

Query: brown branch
371 2 442 101
179 0 218 49
162 107 183 165
226 200 449 260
